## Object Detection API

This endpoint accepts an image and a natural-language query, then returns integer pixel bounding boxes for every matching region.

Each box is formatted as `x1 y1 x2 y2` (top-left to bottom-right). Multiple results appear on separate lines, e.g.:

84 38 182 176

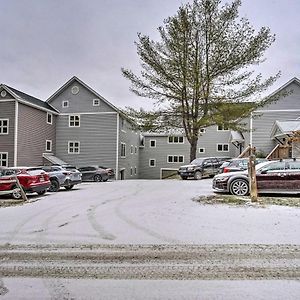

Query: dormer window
62 100 69 108
93 99 100 106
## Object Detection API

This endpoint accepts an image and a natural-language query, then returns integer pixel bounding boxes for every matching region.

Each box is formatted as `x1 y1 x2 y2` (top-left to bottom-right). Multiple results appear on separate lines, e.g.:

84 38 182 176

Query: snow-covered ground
0 179 299 245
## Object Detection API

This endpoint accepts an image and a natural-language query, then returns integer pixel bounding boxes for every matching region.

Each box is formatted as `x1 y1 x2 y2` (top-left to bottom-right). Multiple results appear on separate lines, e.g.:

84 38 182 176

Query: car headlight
216 176 229 182
187 167 195 171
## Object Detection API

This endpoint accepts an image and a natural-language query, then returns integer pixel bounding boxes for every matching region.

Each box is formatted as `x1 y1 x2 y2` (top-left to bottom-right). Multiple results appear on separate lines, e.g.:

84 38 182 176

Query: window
150 140 156 148
69 115 80 127
135 146 138 154
130 167 133 176
168 136 184 144
62 100 69 108
200 128 206 134
134 166 137 175
45 140 52 152
47 113 53 125
0 152 8 167
217 124 229 131
168 155 184 163
149 159 156 167
217 143 229 152
199 148 205 153
121 143 126 158
130 145 134 154
0 119 9 134
121 118 126 132
68 141 80 154
93 99 100 106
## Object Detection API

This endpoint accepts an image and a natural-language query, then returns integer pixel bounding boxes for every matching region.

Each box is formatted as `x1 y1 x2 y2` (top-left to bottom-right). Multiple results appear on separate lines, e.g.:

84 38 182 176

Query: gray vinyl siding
118 117 140 179
139 127 233 179
49 81 115 113
55 113 117 168
17 103 56 166
0 100 15 166
260 81 300 111
250 110 300 155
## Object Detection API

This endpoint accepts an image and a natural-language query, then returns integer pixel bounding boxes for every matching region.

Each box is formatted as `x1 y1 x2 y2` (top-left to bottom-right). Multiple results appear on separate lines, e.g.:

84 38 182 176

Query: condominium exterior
0 76 299 179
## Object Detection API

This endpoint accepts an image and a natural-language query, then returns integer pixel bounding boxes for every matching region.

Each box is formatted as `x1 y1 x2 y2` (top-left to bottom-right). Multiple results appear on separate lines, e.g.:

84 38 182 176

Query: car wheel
94 174 103 182
65 185 74 190
49 179 60 192
230 179 249 196
194 171 202 180
12 187 22 200
181 176 187 180
37 190 46 195
103 178 108 182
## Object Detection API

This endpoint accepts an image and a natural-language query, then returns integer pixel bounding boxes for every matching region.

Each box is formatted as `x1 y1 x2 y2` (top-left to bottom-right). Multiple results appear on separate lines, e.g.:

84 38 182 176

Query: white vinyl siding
0 119 9 134
68 141 80 154
130 145 134 154
0 152 8 167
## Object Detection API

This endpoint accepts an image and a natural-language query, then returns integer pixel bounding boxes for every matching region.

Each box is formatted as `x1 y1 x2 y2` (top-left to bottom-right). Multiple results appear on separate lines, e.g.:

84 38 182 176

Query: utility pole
248 146 258 202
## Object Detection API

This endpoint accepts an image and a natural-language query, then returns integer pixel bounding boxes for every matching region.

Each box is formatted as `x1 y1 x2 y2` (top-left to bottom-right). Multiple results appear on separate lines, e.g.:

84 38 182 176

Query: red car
0 167 50 199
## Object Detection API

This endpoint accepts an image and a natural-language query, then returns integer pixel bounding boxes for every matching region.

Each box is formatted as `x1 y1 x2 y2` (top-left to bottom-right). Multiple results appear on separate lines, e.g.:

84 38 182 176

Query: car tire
12 187 22 200
194 171 202 180
181 176 187 180
49 179 60 192
94 175 103 182
229 179 249 196
103 178 108 182
65 185 74 190
37 190 46 195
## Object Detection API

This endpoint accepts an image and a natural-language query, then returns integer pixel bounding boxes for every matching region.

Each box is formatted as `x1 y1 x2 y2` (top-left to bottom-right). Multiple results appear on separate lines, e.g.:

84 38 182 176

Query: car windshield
190 158 204 165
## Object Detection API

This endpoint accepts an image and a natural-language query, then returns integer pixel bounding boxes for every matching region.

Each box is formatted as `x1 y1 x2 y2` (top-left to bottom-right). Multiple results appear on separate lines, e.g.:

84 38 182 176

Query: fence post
248 148 258 202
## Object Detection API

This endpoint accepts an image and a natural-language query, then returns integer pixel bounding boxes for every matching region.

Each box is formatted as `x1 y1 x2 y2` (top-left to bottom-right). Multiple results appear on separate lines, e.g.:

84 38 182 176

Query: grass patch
193 194 300 207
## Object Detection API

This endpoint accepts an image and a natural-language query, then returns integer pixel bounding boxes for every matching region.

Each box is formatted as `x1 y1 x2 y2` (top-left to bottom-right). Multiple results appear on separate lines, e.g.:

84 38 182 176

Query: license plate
40 177 45 182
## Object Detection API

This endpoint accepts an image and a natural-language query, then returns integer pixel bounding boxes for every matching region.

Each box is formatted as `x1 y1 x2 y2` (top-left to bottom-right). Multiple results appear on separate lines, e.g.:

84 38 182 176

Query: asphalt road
0 179 299 299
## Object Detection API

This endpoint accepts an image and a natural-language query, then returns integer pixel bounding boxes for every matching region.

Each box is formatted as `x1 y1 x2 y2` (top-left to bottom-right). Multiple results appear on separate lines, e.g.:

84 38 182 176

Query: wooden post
248 147 258 202
14 175 28 201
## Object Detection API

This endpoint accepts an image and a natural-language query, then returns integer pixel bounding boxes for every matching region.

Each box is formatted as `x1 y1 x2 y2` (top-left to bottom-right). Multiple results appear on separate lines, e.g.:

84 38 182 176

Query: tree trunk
189 139 198 162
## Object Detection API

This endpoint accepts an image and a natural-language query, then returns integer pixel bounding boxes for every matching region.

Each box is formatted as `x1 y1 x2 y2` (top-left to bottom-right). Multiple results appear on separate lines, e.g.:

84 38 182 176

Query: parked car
213 159 300 196
40 165 82 192
99 166 115 179
219 158 269 173
178 157 231 180
78 166 109 182
0 167 50 199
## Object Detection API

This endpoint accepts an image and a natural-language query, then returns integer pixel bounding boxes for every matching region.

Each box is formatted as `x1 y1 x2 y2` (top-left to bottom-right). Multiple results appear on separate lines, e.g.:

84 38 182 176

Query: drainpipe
14 101 19 166
115 113 119 180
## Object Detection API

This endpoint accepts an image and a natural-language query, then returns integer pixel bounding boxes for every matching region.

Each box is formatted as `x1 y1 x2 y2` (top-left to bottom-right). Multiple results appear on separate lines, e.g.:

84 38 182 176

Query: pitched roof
270 119 300 139
0 84 58 113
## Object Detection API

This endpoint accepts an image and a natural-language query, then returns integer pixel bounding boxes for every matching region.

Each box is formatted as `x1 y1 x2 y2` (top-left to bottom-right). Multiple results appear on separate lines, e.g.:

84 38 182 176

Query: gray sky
0 0 299 109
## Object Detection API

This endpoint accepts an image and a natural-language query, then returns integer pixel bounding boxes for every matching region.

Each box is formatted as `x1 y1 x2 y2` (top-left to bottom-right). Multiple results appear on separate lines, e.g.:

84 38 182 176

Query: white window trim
134 166 137 175
69 114 80 127
121 143 126 158
68 141 80 154
200 128 206 134
45 140 52 152
135 146 138 154
167 136 184 144
130 145 134 154
46 113 53 125
130 167 133 176
0 152 8 167
0 119 9 135
62 100 69 108
216 143 230 152
93 99 100 106
149 139 156 148
167 155 184 163
149 158 156 167
199 147 205 153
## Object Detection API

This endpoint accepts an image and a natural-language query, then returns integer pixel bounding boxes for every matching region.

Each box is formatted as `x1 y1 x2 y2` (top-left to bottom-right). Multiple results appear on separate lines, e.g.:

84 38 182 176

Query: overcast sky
0 0 299 109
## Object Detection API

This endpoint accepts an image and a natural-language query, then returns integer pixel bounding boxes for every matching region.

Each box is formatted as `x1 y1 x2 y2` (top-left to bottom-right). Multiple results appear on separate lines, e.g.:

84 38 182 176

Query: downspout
249 112 253 147
115 113 120 180
14 101 19 166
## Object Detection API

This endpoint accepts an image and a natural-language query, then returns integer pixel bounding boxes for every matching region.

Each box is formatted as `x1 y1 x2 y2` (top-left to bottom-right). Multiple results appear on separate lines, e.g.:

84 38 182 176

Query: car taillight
223 168 229 173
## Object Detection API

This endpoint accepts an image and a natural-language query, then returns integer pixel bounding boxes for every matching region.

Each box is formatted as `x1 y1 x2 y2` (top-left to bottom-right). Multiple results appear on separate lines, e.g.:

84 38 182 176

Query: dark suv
178 157 230 180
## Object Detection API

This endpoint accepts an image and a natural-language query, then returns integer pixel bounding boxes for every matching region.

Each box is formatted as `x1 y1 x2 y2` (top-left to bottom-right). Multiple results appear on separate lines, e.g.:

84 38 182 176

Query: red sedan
0 167 50 199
